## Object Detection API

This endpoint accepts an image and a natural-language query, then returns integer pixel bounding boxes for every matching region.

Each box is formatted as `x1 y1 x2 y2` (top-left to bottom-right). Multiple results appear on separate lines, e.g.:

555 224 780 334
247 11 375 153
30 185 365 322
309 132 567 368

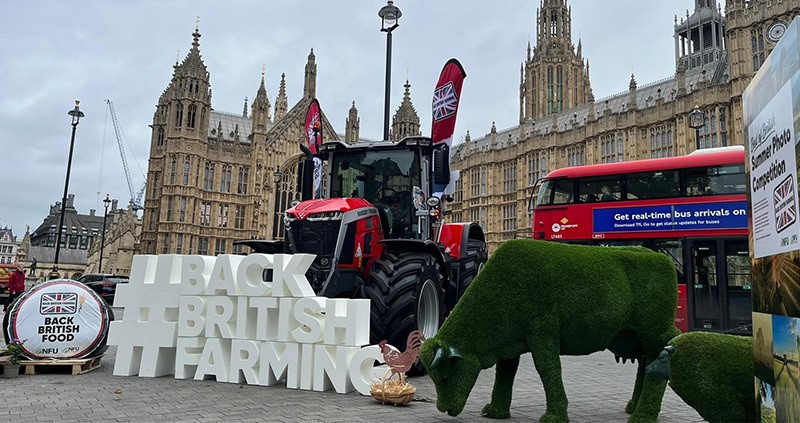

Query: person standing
4 265 25 312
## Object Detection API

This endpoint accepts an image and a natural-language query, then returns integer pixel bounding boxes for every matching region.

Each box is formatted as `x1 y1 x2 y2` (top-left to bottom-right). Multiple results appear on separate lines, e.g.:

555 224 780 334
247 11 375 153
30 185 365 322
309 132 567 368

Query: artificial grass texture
655 332 756 423
421 239 681 422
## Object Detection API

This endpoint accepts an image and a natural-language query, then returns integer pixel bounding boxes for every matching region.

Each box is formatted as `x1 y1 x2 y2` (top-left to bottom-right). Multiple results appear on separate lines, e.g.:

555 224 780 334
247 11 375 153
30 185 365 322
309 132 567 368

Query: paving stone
0 326 706 422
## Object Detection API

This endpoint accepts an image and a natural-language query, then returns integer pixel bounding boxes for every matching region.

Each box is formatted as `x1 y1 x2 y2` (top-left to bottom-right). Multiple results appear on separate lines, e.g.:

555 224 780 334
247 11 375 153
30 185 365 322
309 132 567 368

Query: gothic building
138 25 422 255
20 194 112 279
450 0 799 251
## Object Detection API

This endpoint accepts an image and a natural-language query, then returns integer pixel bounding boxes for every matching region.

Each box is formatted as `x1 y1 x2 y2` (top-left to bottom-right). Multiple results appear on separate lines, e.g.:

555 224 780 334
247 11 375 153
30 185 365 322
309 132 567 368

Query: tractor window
331 149 421 238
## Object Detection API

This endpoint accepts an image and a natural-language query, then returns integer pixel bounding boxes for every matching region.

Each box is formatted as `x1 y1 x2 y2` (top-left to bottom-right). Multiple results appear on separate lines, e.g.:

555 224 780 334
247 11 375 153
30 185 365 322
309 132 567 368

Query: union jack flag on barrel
39 292 78 315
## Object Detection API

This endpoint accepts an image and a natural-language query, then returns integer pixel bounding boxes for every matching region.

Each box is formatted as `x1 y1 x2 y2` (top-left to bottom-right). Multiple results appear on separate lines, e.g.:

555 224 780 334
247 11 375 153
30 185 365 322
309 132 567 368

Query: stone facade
139 26 347 254
449 0 800 252
0 227 17 265
85 206 142 276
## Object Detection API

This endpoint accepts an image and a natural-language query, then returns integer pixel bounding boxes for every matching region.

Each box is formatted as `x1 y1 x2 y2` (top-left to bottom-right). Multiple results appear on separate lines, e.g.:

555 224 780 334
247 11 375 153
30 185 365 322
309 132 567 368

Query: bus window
551 179 574 205
707 165 746 195
627 170 679 199
578 177 620 203
536 180 554 206
536 179 574 206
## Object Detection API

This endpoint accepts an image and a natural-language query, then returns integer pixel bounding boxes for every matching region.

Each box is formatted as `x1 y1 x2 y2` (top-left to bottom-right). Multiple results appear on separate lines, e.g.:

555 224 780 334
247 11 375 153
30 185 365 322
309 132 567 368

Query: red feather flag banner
305 98 323 197
305 98 323 155
431 58 466 147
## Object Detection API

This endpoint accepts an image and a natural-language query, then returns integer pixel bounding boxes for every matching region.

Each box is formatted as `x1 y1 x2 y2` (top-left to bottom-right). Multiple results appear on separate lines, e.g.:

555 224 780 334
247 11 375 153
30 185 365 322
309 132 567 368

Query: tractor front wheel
364 251 445 369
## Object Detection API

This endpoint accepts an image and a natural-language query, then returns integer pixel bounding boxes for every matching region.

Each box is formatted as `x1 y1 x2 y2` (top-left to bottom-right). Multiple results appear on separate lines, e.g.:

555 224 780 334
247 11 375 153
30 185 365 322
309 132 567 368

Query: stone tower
674 0 726 72
391 79 421 140
520 0 592 122
303 49 317 100
345 101 360 144
142 23 213 255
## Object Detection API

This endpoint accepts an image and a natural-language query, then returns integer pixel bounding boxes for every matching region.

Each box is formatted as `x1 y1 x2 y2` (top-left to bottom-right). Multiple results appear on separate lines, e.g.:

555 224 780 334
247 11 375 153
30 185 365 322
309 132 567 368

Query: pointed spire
304 48 317 99
274 73 288 121
465 130 471 143
527 39 532 62
252 66 271 127
577 38 582 58
392 79 421 140
175 19 207 73
628 73 637 110
243 97 248 118
345 100 360 144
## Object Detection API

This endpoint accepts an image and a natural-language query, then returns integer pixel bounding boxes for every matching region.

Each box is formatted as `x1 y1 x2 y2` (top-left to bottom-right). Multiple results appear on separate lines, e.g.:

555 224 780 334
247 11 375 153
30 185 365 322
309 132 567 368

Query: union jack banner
40 292 78 315
431 59 466 145
432 82 458 122
774 174 796 233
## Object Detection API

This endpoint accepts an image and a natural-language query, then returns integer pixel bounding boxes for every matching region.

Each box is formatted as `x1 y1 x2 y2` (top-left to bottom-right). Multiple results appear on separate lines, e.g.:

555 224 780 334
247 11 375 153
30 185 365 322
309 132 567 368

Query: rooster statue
378 330 426 382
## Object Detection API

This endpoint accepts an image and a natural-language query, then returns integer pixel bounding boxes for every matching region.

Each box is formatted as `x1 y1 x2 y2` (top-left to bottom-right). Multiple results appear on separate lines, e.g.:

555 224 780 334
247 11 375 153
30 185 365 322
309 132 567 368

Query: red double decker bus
531 146 751 334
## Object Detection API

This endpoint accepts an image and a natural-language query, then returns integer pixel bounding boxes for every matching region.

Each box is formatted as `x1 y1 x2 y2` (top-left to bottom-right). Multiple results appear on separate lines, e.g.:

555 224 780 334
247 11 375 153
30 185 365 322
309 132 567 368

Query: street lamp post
53 100 85 276
99 194 111 274
379 0 401 141
688 105 705 152
272 166 283 239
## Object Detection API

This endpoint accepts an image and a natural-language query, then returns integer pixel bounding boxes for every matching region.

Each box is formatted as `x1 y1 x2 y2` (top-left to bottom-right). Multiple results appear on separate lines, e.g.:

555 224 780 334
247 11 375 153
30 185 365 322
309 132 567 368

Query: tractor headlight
307 211 343 221
426 196 441 207
283 213 296 227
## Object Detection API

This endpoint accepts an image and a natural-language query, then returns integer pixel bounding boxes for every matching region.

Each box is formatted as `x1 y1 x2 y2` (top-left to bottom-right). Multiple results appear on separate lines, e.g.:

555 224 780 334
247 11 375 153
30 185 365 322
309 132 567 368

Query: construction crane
105 99 146 211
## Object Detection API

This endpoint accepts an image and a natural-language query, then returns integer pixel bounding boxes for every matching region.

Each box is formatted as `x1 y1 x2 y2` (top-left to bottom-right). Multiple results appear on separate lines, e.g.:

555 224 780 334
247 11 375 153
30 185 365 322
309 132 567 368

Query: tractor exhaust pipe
299 143 314 201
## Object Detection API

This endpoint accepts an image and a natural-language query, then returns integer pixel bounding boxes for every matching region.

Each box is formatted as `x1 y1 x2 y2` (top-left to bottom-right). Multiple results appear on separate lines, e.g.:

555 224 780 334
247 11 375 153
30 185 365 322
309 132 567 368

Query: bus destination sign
593 201 748 233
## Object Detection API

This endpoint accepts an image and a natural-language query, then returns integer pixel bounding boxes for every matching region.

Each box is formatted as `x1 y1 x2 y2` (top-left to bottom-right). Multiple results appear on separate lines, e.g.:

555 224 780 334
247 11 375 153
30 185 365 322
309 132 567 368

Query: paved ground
0 308 706 423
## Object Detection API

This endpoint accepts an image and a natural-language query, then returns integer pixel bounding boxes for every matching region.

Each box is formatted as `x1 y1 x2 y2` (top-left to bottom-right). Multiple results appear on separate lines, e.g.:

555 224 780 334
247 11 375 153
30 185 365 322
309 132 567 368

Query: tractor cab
322 137 445 240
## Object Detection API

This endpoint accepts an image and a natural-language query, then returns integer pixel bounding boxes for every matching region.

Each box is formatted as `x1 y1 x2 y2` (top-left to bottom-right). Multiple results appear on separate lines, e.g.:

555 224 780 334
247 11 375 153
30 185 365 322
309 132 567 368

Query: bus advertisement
531 146 750 334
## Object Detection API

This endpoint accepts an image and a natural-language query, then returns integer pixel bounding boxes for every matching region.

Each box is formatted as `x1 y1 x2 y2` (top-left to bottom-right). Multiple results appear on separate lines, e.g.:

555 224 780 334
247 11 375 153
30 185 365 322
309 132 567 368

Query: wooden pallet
0 356 103 375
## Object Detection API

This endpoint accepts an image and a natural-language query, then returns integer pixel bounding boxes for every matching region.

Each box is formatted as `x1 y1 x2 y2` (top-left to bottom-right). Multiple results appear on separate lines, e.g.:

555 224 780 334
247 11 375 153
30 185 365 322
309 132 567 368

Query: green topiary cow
420 239 681 423
646 332 756 423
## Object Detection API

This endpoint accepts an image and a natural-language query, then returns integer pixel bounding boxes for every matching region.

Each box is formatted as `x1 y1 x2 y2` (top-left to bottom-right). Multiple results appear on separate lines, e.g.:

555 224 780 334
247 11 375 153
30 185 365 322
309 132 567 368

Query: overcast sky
1 0 690 237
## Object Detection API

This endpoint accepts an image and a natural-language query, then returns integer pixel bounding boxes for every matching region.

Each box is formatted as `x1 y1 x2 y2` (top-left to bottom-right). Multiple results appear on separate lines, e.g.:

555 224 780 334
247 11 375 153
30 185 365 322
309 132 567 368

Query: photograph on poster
755 312 776 384
759 380 777 423
772 315 800 422
751 254 800 317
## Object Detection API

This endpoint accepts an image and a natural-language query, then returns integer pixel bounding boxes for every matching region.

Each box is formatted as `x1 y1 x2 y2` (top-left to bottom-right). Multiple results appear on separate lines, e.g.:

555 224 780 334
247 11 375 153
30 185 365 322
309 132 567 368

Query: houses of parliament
140 0 799 256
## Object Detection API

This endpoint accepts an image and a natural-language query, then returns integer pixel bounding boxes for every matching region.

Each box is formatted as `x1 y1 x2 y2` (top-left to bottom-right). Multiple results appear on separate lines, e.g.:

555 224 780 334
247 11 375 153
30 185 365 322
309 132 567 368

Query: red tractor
238 136 486 354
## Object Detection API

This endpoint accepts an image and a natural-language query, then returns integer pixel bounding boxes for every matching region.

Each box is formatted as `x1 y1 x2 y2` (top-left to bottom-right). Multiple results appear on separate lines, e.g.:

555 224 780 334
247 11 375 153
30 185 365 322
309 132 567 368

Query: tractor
237 136 487 354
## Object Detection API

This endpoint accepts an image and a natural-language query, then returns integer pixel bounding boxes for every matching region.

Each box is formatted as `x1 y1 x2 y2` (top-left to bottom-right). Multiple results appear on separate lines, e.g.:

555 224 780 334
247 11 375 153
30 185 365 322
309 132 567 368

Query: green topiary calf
420 239 681 423
647 332 756 422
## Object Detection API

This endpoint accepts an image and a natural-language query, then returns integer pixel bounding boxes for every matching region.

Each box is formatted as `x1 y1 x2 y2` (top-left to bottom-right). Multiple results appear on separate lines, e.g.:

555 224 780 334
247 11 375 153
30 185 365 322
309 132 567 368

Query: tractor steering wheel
375 187 398 202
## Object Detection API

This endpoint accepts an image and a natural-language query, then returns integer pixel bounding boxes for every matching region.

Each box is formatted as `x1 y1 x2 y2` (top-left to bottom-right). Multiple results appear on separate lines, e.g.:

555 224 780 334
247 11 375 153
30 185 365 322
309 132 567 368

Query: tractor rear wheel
364 251 445 371
457 239 488 299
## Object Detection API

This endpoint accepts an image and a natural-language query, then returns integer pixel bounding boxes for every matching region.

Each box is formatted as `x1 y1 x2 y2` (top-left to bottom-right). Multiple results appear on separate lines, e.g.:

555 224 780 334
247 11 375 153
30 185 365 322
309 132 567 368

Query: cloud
0 0 682 236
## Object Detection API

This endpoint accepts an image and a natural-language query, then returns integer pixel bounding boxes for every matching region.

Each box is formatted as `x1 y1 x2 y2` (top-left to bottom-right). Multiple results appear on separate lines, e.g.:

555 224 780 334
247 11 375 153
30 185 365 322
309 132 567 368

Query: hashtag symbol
108 255 183 377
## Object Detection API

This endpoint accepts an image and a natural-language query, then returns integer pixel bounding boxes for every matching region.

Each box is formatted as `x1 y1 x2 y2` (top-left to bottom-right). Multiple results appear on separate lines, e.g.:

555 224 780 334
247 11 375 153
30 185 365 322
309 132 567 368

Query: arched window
556 66 564 112
238 167 249 194
175 104 184 127
221 165 232 193
204 163 215 191
170 158 177 184
183 159 190 186
187 104 197 128
157 128 165 147
547 66 554 114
